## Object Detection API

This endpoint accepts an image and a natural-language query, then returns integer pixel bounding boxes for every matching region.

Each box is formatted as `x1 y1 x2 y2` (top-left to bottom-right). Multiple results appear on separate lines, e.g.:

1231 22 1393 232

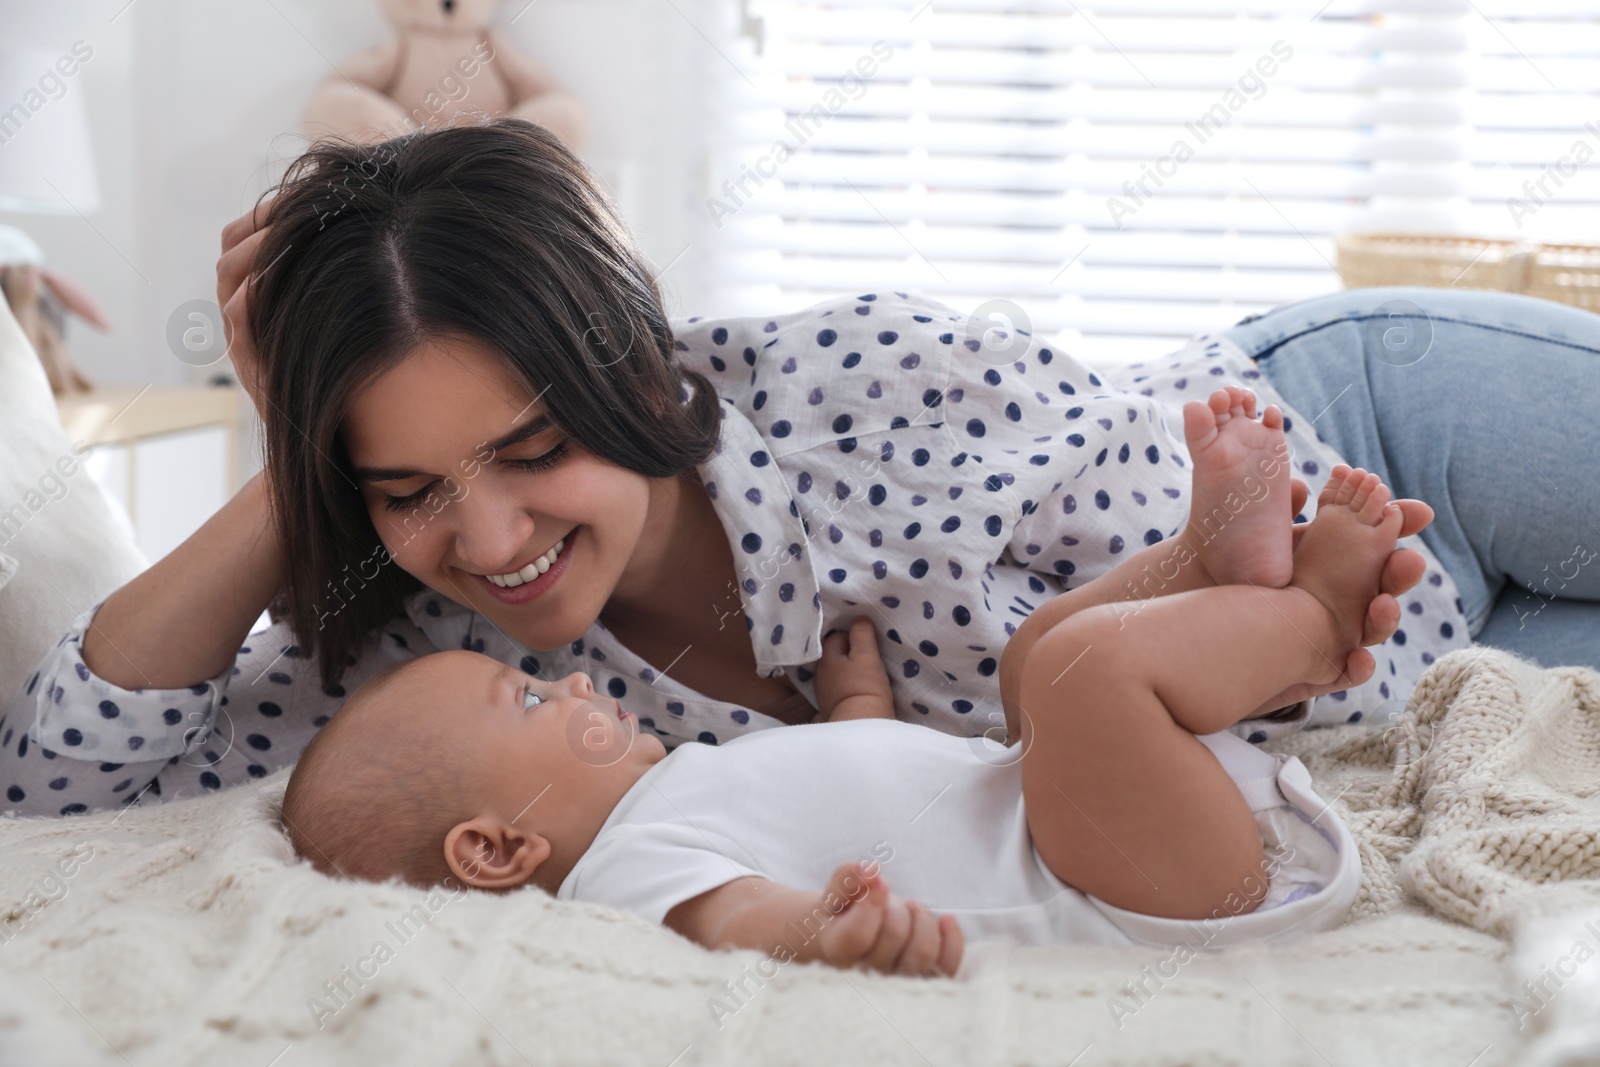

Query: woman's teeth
487 539 566 588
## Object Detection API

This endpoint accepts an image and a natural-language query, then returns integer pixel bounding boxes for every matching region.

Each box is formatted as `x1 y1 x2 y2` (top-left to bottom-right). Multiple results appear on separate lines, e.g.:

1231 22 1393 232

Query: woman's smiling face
341 335 654 651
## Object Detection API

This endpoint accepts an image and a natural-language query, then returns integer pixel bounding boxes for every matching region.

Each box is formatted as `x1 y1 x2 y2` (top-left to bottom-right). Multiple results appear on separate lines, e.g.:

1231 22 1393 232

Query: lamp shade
0 47 101 214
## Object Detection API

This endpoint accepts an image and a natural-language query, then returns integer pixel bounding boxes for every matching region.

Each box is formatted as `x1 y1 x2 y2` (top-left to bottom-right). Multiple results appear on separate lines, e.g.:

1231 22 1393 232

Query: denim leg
1476 592 1600 669
1223 285 1600 669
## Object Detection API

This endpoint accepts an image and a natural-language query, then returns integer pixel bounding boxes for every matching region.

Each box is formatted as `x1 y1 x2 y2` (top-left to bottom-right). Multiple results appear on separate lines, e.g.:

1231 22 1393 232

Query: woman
1 119 1589 818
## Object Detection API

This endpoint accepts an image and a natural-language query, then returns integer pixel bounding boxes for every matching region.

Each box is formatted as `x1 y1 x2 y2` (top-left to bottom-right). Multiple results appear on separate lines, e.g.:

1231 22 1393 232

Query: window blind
702 0 1600 364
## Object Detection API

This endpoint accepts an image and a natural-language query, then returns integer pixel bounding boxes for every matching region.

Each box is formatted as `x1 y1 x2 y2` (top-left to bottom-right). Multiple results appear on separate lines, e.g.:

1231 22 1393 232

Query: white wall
1 0 729 401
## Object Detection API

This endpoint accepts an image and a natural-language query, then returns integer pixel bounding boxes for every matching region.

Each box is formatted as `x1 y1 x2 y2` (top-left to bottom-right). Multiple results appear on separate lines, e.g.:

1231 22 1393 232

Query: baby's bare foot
1289 465 1405 686
1182 386 1294 588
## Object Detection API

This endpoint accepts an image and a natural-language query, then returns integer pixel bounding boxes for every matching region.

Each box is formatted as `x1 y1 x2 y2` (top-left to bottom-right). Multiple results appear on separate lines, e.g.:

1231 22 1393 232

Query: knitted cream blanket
0 648 1593 1067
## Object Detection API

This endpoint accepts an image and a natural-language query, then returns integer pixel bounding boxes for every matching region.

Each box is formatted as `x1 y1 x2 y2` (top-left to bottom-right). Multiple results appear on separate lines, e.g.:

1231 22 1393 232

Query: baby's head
281 650 665 890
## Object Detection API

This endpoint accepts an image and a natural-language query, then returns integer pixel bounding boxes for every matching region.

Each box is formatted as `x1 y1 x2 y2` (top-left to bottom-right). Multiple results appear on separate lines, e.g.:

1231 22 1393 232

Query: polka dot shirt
0 292 1469 816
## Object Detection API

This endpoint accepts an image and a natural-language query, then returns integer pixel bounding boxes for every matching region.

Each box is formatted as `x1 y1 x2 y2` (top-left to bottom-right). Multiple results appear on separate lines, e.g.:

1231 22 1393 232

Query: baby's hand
816 862 964 977
814 616 895 722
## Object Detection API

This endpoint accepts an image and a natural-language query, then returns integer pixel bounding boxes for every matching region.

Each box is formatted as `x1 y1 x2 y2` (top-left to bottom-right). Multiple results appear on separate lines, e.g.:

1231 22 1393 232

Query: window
705 0 1600 364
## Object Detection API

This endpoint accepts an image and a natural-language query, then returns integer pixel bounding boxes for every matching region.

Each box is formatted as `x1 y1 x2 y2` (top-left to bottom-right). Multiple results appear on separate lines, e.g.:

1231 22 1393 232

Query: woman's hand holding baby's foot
1285 465 1408 688
1182 386 1296 588
1178 386 1437 712
816 862 964 977
1251 475 1437 712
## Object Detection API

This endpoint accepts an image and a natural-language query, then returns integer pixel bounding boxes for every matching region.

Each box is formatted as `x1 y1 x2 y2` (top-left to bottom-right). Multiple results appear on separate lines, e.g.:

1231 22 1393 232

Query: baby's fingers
816 863 883 966
935 913 965 977
845 616 881 659
820 896 883 966
891 901 944 976
862 889 913 973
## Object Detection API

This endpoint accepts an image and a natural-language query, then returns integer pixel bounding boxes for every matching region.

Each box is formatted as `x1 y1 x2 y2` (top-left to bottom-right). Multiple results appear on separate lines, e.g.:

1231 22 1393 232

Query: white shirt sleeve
559 822 765 926
0 604 394 817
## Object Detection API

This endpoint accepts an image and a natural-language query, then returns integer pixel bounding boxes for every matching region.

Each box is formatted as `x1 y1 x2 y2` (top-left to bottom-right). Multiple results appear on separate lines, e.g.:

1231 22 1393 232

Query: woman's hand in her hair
217 200 274 420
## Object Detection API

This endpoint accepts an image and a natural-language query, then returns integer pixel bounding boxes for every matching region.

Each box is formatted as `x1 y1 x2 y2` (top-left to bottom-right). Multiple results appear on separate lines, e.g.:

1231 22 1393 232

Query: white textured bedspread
4 647 1598 1067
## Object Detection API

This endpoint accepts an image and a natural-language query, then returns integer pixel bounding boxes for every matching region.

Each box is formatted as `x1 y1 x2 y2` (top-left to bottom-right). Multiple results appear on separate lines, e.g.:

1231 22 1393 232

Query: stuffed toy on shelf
301 0 587 150
0 226 106 396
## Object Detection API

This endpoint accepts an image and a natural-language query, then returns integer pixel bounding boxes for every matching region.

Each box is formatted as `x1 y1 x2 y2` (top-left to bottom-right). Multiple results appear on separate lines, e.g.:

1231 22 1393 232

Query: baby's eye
523 689 543 709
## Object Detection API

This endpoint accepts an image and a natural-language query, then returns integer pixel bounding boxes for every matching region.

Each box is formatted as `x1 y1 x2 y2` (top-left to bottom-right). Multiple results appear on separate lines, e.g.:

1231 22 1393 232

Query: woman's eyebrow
484 413 554 453
353 414 554 483
354 465 429 484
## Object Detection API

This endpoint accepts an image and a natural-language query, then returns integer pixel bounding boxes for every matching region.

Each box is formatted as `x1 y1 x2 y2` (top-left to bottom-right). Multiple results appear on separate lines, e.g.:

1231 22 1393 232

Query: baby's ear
445 818 550 890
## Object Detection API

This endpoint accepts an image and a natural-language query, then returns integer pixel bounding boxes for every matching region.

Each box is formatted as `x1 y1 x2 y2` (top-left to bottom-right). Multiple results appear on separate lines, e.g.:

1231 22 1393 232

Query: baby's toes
1240 388 1258 419
1317 465 1351 508
1377 499 1405 539
1207 387 1234 422
1182 398 1219 448
1334 467 1365 507
1261 403 1283 431
1358 480 1392 525
1348 471 1381 513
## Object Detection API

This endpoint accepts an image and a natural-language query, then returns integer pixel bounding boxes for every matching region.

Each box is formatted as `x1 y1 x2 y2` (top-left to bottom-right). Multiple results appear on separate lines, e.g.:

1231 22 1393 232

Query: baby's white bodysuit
557 719 1360 949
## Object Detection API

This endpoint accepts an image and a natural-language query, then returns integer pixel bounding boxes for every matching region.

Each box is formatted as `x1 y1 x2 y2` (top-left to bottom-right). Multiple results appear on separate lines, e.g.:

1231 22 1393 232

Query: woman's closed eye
381 443 571 512
382 484 440 513
506 443 569 475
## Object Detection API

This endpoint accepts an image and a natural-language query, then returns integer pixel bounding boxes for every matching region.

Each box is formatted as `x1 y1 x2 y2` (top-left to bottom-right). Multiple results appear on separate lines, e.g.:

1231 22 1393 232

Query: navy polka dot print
4 295 1470 817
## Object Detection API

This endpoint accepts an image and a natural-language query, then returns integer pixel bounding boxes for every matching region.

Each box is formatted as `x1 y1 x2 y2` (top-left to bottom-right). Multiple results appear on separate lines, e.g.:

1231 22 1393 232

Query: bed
0 298 1591 1067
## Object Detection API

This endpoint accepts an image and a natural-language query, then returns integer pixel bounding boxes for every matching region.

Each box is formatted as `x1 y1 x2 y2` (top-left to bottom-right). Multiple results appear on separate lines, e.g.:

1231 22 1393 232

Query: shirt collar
404 589 477 652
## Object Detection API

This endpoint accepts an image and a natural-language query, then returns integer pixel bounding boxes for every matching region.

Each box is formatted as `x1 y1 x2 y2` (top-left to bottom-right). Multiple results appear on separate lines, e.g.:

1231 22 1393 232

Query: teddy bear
300 0 587 150
0 226 105 396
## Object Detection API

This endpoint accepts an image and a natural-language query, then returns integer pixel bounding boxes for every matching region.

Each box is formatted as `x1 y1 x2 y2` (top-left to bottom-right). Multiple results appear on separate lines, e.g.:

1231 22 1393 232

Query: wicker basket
1334 233 1600 311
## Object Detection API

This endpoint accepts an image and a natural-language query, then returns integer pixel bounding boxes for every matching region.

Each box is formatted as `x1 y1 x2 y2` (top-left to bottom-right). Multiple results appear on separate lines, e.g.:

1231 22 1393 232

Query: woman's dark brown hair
249 118 722 687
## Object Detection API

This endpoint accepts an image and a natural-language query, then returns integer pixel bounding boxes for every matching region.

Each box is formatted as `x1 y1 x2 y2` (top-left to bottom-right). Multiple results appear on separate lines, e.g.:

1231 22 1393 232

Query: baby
283 391 1431 977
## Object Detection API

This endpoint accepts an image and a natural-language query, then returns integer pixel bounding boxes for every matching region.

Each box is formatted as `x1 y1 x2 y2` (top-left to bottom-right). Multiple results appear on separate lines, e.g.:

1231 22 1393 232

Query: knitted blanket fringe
1279 647 1600 937
1 647 1592 1067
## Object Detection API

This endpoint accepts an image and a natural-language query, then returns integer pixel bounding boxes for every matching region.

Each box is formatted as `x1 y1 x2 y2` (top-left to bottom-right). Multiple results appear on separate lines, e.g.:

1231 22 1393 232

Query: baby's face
402 651 666 823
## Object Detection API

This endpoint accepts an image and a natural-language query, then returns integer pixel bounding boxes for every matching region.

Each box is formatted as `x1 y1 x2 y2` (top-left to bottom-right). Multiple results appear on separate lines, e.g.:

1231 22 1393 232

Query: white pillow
0 296 145 698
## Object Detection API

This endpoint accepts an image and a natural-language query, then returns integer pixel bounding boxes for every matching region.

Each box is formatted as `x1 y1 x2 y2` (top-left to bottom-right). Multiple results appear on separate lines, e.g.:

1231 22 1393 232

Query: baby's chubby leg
1014 466 1404 920
998 388 1434 739
996 475 1311 732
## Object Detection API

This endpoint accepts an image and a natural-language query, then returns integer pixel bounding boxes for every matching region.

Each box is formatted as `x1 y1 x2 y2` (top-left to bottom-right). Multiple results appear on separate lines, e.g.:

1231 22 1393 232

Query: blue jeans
1223 286 1600 671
